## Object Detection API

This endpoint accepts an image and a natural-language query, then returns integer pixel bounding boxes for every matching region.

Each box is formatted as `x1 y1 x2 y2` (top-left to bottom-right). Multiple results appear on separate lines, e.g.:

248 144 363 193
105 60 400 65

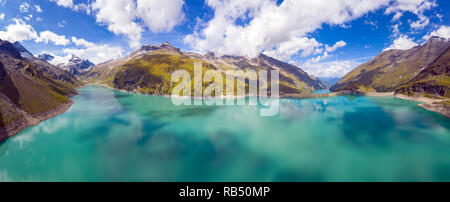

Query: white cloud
410 15 429 29
19 2 30 13
49 0 91 13
136 0 185 33
384 35 418 51
57 20 67 28
301 59 363 78
73 3 91 13
385 0 436 29
23 14 33 21
423 25 450 40
50 0 73 8
60 37 123 64
306 52 331 63
35 31 70 46
185 0 391 59
34 5 43 13
0 13 4 20
90 0 185 49
392 12 403 21
264 37 322 60
0 18 38 42
185 0 439 60
325 41 347 52
48 54 72 65
71 37 94 47
91 0 143 49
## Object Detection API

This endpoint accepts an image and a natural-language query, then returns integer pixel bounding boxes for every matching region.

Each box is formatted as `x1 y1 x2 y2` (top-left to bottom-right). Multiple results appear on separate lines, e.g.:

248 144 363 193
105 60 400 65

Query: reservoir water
0 85 449 182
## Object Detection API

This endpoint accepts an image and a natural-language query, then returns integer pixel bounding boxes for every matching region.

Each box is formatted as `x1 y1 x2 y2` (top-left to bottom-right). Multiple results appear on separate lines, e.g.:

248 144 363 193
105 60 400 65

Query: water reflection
0 85 449 182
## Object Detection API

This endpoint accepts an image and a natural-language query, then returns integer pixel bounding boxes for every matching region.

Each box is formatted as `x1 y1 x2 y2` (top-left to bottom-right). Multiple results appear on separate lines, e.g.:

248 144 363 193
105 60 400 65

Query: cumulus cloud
325 41 347 52
0 18 38 42
91 0 185 49
385 0 436 29
24 14 33 21
185 0 390 60
0 19 71 45
49 0 91 13
35 30 70 46
301 59 364 78
91 0 143 49
185 0 439 60
423 25 450 40
57 20 67 28
49 0 73 8
384 35 418 51
19 2 30 13
264 37 322 61
34 5 43 13
0 17 122 64
136 0 185 33
306 52 331 64
49 54 71 65
60 37 123 64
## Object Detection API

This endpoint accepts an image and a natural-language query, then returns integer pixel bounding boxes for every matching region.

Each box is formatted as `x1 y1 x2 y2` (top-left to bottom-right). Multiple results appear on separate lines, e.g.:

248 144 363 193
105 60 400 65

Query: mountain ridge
0 40 81 141
396 46 450 98
331 36 450 92
83 42 326 96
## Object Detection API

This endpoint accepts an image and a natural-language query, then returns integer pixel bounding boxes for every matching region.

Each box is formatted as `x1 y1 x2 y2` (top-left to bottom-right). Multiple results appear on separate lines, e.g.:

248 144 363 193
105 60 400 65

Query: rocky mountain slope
58 55 95 76
0 40 81 140
396 46 450 98
331 36 450 92
37 53 55 62
83 42 326 96
12 42 34 58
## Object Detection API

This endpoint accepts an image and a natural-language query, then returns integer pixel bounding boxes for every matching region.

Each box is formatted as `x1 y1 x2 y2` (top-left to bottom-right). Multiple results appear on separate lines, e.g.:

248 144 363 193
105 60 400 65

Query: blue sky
0 0 449 78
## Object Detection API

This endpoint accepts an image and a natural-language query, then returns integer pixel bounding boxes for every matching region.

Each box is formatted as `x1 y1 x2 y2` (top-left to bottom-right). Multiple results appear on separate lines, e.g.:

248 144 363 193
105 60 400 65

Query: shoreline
0 100 74 142
395 94 450 118
2 85 447 142
283 91 395 98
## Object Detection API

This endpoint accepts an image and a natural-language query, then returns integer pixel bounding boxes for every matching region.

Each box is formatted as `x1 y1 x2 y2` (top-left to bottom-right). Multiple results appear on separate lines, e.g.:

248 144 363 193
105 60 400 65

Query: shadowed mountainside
396 46 450 98
331 36 450 93
0 40 81 140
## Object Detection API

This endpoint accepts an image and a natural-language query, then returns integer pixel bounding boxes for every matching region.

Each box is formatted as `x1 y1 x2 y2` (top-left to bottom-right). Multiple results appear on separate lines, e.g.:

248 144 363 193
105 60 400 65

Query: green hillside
331 37 449 92
0 40 80 138
84 43 326 96
396 47 450 98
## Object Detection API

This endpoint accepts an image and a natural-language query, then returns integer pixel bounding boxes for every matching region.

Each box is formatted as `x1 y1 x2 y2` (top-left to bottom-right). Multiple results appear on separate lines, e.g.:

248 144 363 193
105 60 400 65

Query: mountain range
58 55 95 76
396 46 450 98
1 36 449 140
331 36 449 97
82 42 327 96
0 40 80 140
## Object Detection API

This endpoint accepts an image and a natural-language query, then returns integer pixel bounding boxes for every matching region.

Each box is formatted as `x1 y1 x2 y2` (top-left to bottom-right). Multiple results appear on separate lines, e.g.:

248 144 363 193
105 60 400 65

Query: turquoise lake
0 85 449 182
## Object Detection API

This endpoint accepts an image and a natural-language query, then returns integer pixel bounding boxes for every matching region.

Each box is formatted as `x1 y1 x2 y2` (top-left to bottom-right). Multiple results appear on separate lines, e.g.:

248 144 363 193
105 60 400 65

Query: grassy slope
0 51 80 129
86 49 320 95
396 47 450 98
332 38 449 92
